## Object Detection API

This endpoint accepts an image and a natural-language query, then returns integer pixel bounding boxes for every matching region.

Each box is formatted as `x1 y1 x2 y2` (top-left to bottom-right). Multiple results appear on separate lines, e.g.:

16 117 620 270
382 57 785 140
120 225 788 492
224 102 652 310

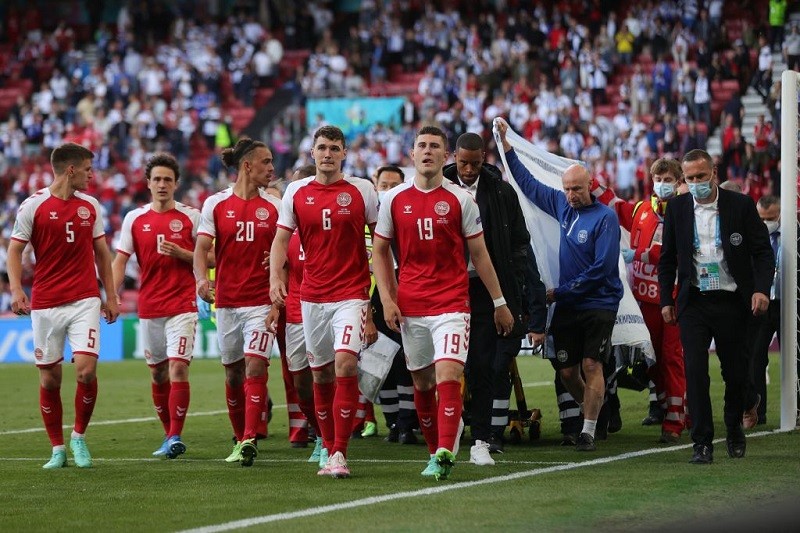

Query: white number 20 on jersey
416 217 433 240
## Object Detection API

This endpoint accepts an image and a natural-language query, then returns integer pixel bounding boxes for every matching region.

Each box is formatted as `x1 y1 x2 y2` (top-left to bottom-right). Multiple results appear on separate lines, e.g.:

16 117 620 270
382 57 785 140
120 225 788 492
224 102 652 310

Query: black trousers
489 337 522 437
464 276 501 442
747 299 780 422
678 289 748 449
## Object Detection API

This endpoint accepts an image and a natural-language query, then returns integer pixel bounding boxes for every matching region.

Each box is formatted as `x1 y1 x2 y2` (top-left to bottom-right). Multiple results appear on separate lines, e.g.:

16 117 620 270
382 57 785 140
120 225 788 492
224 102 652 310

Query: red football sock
225 382 245 442
436 380 463 452
74 379 97 435
151 381 171 434
313 380 336 452
332 375 359 457
414 386 438 455
40 386 64 446
244 376 268 441
298 396 320 435
168 381 190 438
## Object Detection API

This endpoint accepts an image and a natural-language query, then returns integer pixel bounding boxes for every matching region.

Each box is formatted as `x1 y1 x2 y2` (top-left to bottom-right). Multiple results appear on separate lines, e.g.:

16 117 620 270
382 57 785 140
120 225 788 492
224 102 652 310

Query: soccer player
372 126 515 480
7 142 119 469
194 137 281 467
112 153 202 458
266 164 325 465
270 125 378 479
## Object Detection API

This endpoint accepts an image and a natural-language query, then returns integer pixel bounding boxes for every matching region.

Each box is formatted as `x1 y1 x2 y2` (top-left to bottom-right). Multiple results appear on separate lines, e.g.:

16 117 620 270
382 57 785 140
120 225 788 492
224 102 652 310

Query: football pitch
1 355 798 532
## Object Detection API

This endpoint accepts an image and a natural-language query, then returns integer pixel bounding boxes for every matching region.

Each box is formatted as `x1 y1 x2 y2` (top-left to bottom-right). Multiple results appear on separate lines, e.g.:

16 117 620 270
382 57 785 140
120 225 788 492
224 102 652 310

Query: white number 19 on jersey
416 217 433 240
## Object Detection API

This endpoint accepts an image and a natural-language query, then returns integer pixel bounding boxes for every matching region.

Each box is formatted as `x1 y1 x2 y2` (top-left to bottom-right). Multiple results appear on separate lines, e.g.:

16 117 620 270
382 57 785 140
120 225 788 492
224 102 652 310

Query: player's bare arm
268 227 292 306
193 234 215 303
111 252 129 306
94 237 120 324
159 240 194 263
467 235 514 336
372 236 402 332
264 304 281 334
6 239 31 315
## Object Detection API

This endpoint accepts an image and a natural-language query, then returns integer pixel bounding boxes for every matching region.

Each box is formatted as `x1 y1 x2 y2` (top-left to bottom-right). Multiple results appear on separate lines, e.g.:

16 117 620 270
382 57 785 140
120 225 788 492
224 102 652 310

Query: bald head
562 164 593 208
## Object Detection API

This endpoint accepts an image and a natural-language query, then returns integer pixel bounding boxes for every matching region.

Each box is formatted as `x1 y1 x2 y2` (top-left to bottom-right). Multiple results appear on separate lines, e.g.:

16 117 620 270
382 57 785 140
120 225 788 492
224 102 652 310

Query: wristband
493 296 507 308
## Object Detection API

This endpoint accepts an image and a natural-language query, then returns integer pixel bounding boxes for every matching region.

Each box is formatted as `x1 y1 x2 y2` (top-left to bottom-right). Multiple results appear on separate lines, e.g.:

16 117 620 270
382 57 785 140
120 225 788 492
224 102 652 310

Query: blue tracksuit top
506 149 623 312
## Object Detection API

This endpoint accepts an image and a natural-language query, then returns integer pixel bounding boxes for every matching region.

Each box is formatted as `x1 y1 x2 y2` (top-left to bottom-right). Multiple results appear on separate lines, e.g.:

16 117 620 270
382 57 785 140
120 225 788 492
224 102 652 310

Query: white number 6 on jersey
322 208 332 231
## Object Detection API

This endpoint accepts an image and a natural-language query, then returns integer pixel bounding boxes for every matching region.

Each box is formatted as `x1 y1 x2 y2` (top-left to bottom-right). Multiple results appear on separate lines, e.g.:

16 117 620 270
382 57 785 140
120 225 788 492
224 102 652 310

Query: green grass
0 356 798 532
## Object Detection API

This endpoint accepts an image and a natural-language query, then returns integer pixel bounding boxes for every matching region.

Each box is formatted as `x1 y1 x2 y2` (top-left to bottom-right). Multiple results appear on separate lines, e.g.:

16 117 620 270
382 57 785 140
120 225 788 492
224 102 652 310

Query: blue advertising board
306 96 405 140
0 317 123 363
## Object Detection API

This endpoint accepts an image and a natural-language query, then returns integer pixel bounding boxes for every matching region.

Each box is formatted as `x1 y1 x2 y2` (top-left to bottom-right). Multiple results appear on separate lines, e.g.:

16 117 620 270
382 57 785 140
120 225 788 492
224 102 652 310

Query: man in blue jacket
496 119 623 451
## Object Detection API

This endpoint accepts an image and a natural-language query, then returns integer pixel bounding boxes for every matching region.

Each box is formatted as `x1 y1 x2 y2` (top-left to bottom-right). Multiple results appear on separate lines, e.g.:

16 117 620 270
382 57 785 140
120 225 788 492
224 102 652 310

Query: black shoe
398 430 418 445
307 426 317 443
351 429 363 439
689 444 713 464
726 426 746 458
595 424 608 441
290 440 308 448
384 424 399 443
641 409 665 426
488 435 504 454
575 432 596 451
560 433 578 446
608 408 622 433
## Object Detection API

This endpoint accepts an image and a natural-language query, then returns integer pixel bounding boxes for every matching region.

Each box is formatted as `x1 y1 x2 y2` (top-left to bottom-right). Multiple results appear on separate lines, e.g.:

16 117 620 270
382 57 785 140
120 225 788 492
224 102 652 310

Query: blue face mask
652 182 677 199
687 180 713 200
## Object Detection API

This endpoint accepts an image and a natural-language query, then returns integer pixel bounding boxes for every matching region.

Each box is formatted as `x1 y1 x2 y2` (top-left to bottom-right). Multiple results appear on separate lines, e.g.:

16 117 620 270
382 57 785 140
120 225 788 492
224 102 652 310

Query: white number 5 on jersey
65 222 75 243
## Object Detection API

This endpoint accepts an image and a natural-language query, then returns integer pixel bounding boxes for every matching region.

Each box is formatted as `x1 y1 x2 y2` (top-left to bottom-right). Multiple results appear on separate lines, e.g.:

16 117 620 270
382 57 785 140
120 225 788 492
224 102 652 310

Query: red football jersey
374 180 483 317
117 202 199 318
277 176 378 303
198 188 281 308
285 229 304 324
11 189 104 309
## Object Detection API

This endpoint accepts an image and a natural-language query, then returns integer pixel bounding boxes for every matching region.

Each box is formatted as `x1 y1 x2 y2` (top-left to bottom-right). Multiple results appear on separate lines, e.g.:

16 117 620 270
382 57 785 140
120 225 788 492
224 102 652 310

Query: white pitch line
178 429 783 533
0 405 286 436
0 457 573 466
521 381 552 388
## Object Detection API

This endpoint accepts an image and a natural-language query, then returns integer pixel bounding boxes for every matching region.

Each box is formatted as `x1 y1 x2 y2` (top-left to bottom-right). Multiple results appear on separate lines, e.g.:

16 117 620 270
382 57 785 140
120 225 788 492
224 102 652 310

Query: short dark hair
650 158 682 180
375 165 404 181
293 164 317 180
682 149 713 166
415 125 448 145
51 142 94 175
313 125 346 148
221 137 268 169
757 195 780 210
455 132 484 151
145 152 180 181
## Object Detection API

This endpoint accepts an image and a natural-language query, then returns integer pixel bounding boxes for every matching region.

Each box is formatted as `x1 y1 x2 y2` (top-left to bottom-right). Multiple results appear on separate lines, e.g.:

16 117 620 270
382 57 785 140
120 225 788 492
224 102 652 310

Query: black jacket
658 187 775 316
443 162 546 336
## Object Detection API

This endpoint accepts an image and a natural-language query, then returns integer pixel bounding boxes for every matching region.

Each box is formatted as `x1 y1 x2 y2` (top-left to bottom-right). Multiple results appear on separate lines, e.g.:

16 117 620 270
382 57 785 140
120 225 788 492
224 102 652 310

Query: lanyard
693 213 721 253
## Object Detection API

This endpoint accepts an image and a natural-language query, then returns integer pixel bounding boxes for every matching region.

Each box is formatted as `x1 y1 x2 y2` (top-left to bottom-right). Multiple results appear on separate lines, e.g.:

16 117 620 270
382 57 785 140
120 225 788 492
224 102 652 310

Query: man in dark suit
658 149 774 464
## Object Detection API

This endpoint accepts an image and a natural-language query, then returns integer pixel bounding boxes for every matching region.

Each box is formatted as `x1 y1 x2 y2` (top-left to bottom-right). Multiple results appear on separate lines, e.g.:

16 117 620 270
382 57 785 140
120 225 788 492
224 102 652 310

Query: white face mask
377 190 388 204
764 219 780 234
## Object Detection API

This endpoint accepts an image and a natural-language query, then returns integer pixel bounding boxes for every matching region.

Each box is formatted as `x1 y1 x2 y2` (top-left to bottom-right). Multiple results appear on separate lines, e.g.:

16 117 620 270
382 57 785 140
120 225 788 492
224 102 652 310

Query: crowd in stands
0 0 789 310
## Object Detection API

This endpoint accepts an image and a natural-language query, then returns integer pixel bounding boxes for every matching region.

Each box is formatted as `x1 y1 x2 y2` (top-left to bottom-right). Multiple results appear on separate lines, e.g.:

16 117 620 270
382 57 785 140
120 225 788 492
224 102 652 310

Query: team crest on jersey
434 201 450 216
403 205 412 214
577 230 588 243
77 206 91 220
255 207 270 221
49 211 58 220
226 210 235 218
337 192 352 207
169 219 184 232
143 224 151 232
